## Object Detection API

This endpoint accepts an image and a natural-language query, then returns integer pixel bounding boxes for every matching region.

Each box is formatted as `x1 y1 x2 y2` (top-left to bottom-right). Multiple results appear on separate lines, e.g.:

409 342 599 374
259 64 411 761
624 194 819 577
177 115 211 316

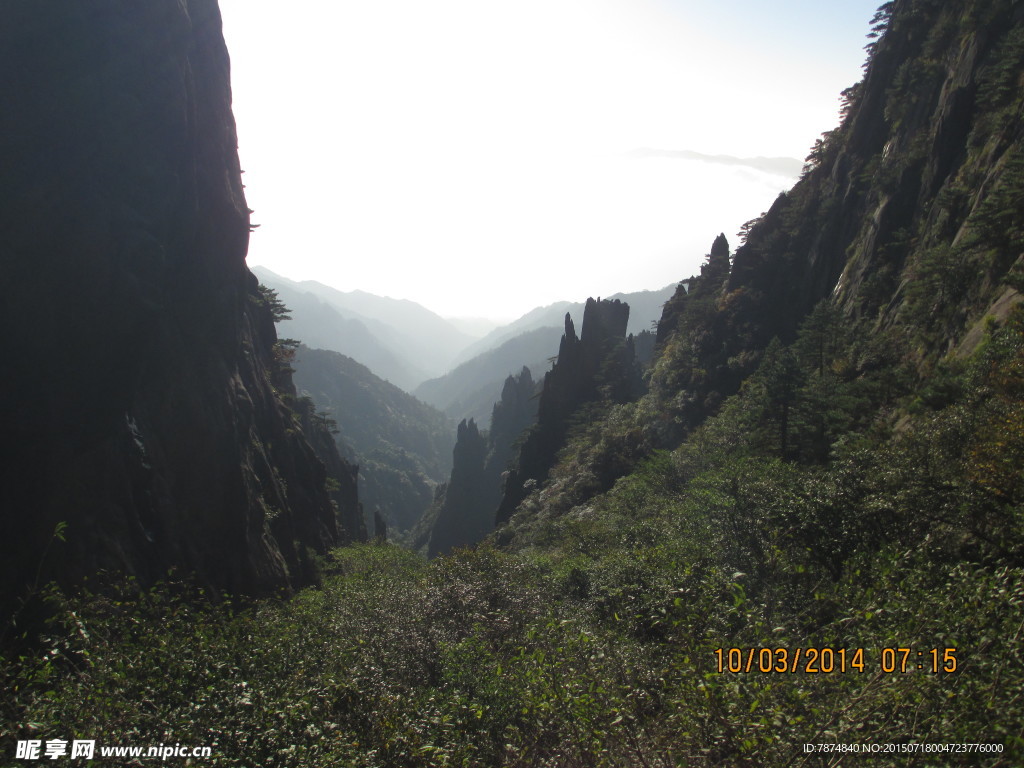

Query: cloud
626 147 803 179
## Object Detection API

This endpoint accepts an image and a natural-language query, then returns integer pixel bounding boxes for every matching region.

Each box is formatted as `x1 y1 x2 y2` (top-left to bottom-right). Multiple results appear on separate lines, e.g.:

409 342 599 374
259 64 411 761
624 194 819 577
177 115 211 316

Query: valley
3 0 1024 764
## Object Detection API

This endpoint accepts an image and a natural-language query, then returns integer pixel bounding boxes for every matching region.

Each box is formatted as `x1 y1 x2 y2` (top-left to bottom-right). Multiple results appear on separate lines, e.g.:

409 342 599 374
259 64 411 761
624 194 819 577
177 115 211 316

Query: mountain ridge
453 284 676 367
291 345 455 531
251 269 428 390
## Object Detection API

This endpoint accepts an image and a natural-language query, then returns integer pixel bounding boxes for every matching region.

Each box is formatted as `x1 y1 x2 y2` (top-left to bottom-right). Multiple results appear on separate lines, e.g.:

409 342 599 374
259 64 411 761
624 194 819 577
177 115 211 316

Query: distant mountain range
252 266 473 390
452 284 676 367
414 326 562 427
417 284 678 425
254 267 678 427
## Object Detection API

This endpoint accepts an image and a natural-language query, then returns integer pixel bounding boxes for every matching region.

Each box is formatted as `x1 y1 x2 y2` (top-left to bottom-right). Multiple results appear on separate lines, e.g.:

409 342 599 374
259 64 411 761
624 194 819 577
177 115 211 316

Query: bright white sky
219 0 881 320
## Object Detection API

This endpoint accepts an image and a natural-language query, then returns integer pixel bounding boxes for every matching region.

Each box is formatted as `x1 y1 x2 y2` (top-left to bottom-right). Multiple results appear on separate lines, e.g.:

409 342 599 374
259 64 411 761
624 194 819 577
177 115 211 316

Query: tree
750 338 805 459
794 302 846 377
257 283 291 322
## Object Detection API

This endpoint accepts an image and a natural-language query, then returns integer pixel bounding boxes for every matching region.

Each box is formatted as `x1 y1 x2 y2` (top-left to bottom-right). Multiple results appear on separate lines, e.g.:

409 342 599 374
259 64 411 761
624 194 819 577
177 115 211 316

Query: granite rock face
722 1 1024 356
496 299 635 525
427 366 538 556
0 0 360 620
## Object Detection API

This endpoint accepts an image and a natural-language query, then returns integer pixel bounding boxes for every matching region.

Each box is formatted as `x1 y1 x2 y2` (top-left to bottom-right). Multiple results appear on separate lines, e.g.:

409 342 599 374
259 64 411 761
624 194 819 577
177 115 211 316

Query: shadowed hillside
291 346 455 531
414 326 560 427
0 0 363 625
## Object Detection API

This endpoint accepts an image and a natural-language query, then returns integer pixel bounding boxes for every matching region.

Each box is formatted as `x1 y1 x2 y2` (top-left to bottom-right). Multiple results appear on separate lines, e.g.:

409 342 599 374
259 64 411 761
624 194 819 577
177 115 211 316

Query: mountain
290 346 455 531
497 0 1024 532
496 298 642 524
416 284 676 426
296 280 474 372
10 1 1024 763
0 0 363 623
416 366 539 557
420 298 655 553
252 267 474 387
452 284 677 366
444 316 504 338
414 326 562 426
252 271 426 390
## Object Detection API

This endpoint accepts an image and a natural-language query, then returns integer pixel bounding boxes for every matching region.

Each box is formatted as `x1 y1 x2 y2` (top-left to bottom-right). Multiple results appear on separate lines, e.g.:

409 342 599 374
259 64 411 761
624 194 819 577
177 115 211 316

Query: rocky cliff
426 366 538 556
496 299 638 525
496 0 1024 537
728 0 1023 357
644 0 1024 443
0 1 361 622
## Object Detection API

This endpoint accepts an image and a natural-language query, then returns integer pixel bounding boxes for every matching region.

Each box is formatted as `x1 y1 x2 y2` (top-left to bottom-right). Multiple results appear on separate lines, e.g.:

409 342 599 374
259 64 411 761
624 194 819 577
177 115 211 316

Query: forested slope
291 345 455 531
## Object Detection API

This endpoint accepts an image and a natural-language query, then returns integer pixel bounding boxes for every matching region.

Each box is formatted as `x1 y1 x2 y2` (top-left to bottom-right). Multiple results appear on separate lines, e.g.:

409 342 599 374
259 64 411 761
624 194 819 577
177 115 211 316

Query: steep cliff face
0 1 359 619
426 366 538 556
724 0 1024 357
495 0 1024 541
643 0 1024 445
497 299 636 525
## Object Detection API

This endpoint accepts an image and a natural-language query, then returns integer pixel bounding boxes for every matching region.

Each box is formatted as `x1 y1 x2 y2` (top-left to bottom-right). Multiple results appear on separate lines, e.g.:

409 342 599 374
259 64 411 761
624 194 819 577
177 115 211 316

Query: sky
219 0 882 321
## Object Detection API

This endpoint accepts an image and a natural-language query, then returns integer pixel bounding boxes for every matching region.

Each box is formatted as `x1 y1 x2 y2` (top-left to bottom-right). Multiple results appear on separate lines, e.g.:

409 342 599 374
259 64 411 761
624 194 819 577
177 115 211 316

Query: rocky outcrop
486 367 540 485
0 0 360 621
655 235 726 346
644 0 1024 448
427 367 538 556
428 419 491 557
496 299 635 525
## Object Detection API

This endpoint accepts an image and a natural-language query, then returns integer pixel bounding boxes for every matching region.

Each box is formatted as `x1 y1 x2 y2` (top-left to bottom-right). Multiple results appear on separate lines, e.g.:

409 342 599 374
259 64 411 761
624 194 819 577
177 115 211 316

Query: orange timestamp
713 647 959 674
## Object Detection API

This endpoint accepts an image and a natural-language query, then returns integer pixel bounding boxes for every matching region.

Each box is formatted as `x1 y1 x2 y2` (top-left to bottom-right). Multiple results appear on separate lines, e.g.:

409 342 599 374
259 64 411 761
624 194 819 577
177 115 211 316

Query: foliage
255 283 292 323
291 346 456 531
6 308 1024 764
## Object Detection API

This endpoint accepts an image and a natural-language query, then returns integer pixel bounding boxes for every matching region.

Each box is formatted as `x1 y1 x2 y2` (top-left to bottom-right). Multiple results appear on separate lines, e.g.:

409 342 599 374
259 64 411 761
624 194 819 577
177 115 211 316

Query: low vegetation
5 306 1023 765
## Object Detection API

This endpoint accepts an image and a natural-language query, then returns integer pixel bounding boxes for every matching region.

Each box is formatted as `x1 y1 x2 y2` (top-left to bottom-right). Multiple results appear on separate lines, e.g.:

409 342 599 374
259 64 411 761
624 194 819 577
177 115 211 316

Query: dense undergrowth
4 308 1024 766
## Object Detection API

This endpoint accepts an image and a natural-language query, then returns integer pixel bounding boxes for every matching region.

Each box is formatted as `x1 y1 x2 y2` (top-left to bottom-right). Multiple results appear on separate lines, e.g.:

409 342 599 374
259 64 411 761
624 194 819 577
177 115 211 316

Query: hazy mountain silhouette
444 316 504 338
414 326 562 426
291 346 455 531
252 271 426 390
417 285 676 424
454 285 676 366
252 267 475 388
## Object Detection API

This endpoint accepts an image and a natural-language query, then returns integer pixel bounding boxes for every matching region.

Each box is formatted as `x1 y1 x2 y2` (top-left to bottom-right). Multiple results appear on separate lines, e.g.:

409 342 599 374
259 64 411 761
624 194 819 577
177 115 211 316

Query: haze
220 0 881 321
